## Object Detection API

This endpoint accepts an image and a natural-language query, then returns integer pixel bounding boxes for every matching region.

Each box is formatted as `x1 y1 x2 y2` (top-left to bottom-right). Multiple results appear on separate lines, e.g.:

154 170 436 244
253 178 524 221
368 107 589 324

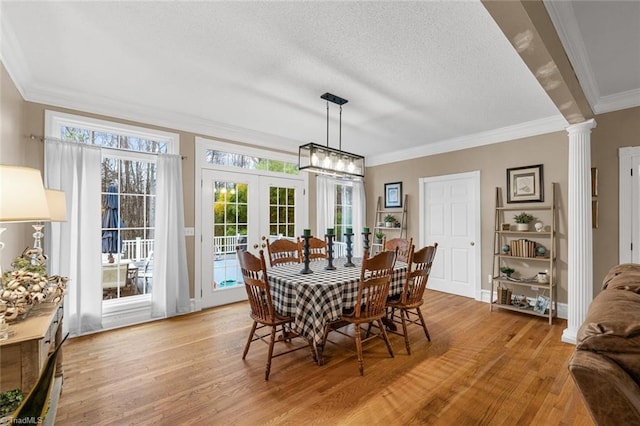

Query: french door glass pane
212 180 246 289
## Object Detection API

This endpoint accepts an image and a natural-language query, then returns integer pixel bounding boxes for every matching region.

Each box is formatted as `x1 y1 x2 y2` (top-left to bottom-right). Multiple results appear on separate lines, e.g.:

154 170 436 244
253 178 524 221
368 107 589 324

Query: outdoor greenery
0 389 23 417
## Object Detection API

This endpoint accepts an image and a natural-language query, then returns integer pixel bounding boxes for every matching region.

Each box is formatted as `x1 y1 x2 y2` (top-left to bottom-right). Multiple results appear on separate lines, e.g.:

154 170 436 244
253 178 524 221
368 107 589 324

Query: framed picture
501 223 511 231
506 164 544 203
591 167 598 197
533 295 550 314
592 199 598 229
384 182 403 208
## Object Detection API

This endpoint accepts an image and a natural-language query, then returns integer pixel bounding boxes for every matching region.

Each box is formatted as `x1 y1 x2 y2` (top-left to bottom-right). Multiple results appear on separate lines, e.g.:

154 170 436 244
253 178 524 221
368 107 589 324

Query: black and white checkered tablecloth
267 258 407 344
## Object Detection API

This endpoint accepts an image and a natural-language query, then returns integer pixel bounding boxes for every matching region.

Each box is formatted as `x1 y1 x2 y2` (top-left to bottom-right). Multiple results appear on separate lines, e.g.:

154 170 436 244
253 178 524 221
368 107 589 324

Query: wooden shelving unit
490 183 558 324
372 194 407 250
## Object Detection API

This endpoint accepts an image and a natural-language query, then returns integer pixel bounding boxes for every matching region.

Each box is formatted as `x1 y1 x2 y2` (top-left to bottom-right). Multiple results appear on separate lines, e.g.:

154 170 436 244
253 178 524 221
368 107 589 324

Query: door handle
470 241 475 246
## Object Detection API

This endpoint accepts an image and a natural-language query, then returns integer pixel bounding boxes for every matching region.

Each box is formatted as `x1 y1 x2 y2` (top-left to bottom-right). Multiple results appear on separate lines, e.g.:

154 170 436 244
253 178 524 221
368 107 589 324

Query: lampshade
0 165 51 222
45 189 67 222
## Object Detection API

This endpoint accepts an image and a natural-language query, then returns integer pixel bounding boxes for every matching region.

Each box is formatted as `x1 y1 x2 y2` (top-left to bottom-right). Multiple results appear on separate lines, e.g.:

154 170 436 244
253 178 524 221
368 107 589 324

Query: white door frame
194 137 308 311
619 146 640 263
419 171 482 300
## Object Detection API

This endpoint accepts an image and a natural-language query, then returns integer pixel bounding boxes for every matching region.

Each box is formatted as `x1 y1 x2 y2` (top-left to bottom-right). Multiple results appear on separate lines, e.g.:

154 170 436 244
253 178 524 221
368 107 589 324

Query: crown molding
593 88 640 115
0 7 30 99
544 1 600 112
21 84 302 154
366 115 568 167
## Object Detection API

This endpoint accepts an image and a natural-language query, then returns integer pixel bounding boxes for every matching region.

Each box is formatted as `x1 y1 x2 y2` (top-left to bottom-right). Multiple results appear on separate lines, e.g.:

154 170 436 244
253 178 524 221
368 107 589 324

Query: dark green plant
375 231 384 240
513 212 534 224
383 214 396 223
500 266 515 276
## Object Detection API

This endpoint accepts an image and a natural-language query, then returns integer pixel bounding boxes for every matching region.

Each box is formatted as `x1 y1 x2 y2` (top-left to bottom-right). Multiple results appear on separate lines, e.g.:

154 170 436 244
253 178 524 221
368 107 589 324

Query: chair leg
377 319 395 359
242 321 258 359
354 325 365 376
416 307 431 342
265 325 277 381
400 309 411 355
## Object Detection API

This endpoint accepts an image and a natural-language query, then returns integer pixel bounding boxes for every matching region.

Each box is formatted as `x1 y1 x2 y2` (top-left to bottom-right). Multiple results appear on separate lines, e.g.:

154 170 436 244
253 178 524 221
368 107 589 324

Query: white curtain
316 176 336 236
352 180 366 256
45 140 103 335
151 154 190 318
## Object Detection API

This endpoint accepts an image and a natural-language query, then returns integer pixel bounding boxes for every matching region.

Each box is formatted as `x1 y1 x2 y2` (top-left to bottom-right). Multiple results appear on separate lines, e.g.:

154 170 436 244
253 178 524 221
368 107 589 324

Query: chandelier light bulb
311 153 319 166
347 161 355 172
336 159 345 171
323 155 332 169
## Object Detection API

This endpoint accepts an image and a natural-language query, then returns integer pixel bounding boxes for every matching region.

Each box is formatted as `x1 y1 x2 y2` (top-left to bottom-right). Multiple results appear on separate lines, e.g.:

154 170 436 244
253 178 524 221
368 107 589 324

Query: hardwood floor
56 290 593 425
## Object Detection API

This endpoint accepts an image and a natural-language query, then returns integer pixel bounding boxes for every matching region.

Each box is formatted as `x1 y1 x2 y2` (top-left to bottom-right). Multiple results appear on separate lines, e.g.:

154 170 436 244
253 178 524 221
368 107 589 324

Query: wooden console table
0 302 64 408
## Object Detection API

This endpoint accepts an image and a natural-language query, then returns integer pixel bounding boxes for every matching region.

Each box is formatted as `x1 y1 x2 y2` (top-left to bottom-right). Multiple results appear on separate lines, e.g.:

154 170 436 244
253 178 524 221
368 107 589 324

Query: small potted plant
500 266 515 278
383 214 396 228
513 212 534 231
374 231 384 244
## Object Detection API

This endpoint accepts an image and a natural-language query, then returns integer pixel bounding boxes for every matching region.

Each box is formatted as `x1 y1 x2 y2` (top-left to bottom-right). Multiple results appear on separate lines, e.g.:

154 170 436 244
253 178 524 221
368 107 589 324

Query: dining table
267 257 408 365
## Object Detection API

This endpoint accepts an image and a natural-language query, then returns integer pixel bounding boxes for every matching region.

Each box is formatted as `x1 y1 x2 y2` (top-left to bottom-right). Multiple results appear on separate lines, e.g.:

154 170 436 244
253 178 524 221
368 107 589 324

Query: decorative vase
515 223 529 231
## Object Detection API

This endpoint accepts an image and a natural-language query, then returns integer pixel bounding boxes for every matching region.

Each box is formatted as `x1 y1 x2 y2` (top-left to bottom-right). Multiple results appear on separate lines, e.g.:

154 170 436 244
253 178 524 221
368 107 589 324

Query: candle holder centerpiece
325 228 336 270
300 229 313 274
344 227 355 267
362 227 371 253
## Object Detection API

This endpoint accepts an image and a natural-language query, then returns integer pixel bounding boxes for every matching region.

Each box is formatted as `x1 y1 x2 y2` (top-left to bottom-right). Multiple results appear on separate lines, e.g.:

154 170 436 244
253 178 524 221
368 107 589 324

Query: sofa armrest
569 351 640 426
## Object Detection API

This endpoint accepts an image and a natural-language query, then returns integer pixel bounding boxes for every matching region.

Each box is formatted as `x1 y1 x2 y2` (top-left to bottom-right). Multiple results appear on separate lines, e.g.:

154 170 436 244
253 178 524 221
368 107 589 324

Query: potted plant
383 214 396 228
374 231 384 244
500 266 515 278
513 212 534 231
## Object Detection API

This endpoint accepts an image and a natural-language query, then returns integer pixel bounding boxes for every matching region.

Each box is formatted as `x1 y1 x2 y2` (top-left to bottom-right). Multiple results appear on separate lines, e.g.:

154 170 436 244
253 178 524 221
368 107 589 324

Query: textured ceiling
1 1 637 165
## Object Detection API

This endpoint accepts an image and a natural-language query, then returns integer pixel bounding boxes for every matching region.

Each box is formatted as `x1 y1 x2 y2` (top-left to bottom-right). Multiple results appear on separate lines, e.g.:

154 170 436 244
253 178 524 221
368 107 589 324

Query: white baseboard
480 289 567 320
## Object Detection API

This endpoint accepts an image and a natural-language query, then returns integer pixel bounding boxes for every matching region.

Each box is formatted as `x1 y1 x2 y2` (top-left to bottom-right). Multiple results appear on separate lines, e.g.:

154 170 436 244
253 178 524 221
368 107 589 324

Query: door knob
470 241 475 246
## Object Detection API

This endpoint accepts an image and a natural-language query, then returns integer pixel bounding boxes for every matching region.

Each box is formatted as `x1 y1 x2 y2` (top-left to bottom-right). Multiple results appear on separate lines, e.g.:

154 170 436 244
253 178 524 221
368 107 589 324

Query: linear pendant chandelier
298 92 365 179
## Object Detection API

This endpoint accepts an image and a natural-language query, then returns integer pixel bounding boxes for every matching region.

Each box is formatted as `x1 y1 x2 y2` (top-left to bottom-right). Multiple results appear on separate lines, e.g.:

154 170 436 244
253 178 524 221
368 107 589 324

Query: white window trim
45 110 180 155
194 136 308 311
44 110 180 322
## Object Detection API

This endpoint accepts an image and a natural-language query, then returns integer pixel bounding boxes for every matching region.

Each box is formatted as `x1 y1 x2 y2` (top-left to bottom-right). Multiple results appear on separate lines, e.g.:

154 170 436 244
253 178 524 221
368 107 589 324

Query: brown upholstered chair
383 237 413 262
322 249 397 375
299 236 328 261
263 236 302 267
237 247 309 380
386 243 438 354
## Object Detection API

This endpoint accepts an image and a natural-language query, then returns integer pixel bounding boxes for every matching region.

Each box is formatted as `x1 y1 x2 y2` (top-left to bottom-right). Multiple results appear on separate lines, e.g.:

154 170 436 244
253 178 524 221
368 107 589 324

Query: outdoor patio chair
236 247 309 380
385 243 438 354
322 248 397 375
263 236 301 267
383 237 413 263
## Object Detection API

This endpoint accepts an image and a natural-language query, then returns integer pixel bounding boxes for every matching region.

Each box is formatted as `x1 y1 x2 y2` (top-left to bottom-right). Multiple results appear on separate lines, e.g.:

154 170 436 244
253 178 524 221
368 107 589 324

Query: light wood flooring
55 290 594 425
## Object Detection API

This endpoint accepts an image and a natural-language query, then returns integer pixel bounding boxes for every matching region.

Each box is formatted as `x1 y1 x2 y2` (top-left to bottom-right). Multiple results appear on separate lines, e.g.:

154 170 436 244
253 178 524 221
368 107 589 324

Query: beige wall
0 63 35 269
366 132 570 302
591 106 640 289
3 59 639 305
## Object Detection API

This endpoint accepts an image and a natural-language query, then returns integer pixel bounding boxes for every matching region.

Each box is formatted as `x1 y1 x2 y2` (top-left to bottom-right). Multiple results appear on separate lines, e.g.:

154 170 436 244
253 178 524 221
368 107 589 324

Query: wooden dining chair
383 237 413 262
385 243 438 354
322 249 397 375
299 236 328 261
236 247 308 380
263 236 302 267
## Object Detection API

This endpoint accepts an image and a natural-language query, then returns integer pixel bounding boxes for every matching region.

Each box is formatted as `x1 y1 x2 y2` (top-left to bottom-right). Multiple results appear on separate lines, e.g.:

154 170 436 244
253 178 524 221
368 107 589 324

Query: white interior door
419 171 480 299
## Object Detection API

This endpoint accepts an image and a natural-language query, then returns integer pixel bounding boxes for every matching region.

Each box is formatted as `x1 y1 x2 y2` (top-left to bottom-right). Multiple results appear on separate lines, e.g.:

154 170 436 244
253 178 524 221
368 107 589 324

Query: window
47 111 178 302
205 150 299 175
334 183 354 243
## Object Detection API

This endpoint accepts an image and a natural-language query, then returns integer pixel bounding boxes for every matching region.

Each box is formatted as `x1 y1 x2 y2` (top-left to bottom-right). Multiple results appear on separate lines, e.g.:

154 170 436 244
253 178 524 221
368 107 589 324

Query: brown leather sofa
568 263 640 425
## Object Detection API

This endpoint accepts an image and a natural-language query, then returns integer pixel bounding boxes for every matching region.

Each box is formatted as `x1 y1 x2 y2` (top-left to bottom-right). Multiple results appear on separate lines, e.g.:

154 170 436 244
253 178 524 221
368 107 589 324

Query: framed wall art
506 164 544 203
384 182 403 208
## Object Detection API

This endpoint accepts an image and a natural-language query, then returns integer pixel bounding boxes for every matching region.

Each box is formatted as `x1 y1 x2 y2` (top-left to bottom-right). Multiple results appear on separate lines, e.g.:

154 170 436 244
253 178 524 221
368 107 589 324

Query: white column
562 118 596 344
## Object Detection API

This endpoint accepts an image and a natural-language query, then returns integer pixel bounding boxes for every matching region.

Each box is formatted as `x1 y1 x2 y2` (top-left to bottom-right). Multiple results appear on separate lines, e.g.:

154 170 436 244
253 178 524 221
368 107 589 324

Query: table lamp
34 189 67 251
0 165 51 278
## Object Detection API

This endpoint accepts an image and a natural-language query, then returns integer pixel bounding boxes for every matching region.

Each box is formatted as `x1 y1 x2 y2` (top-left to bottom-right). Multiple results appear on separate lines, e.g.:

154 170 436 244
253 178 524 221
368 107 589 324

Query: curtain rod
29 134 187 160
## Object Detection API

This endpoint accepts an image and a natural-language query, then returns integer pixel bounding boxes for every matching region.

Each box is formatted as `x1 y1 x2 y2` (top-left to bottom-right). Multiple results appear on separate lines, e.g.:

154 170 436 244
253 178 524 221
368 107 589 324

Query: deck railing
121 238 154 261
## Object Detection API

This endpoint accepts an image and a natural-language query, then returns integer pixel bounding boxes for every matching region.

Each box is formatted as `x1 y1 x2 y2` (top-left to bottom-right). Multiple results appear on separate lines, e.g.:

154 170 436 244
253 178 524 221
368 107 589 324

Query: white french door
200 170 305 308
419 171 481 299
